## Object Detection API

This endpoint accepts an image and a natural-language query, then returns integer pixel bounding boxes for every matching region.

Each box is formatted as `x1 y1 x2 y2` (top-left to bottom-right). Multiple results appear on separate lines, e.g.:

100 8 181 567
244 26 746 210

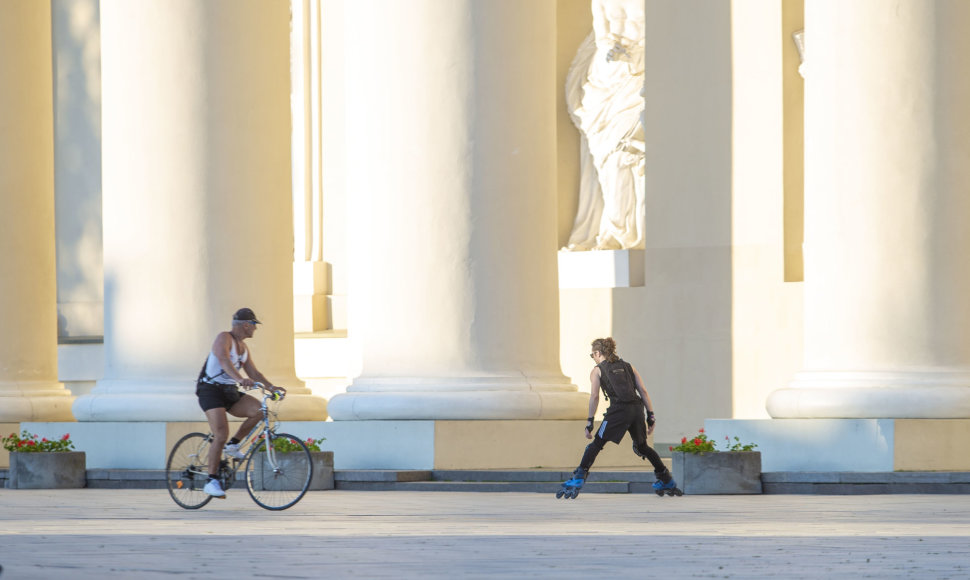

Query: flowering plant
266 435 325 453
669 428 757 454
2 430 75 453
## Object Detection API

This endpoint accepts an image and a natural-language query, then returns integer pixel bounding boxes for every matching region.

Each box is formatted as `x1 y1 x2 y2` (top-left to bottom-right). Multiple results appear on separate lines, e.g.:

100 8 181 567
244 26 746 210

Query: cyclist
196 307 285 498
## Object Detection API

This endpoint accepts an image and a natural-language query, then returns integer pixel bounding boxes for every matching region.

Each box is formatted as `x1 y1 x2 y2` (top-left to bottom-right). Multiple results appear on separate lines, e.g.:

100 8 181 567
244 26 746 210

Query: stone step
761 471 970 494
5 467 970 493
429 469 661 483
335 480 634 493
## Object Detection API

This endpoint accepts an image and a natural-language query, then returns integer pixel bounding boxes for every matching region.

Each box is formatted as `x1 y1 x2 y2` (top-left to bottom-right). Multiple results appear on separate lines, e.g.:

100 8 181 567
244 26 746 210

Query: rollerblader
556 337 681 499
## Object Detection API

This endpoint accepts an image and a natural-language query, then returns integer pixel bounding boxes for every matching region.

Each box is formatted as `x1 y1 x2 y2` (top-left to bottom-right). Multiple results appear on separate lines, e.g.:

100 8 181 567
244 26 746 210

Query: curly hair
591 337 620 363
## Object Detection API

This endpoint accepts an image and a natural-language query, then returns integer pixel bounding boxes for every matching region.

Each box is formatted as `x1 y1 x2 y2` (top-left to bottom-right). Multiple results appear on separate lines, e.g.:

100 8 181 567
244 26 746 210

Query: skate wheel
569 491 579 499
673 488 684 496
655 490 664 497
556 490 565 499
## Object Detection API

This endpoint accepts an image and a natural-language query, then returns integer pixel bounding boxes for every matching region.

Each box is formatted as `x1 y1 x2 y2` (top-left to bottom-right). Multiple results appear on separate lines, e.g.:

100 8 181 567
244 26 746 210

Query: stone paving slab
1 489 970 578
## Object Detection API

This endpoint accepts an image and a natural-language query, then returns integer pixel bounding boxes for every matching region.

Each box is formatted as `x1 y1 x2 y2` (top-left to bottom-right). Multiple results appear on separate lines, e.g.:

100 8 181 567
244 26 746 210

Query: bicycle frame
222 383 283 479
167 382 313 510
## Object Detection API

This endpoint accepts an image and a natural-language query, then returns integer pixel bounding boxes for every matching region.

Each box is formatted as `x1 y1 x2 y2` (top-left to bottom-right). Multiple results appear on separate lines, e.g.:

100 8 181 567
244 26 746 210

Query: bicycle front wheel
166 432 213 509
244 432 313 510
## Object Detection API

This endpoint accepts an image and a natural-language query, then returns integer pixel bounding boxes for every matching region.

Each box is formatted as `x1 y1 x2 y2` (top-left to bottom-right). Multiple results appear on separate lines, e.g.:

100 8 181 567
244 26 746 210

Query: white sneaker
203 479 226 498
223 443 246 460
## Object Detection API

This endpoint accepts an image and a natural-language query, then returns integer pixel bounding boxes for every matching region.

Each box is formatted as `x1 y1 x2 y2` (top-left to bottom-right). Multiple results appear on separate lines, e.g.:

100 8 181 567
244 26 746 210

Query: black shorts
196 382 244 412
594 402 647 445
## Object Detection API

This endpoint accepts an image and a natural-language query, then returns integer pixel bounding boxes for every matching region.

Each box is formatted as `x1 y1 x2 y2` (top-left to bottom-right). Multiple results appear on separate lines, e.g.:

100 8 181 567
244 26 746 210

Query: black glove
585 417 595 433
646 410 655 427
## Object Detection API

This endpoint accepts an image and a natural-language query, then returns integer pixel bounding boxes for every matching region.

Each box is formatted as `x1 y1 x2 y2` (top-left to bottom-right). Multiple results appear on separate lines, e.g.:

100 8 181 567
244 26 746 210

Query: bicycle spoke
244 432 313 510
166 433 214 510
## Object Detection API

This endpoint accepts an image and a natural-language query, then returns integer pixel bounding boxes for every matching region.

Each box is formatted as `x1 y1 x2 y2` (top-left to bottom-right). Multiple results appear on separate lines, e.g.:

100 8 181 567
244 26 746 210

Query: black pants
579 402 667 476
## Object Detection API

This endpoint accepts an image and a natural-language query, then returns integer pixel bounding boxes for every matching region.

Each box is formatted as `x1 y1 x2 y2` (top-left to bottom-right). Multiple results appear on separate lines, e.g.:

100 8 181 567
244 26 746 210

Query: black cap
232 307 261 324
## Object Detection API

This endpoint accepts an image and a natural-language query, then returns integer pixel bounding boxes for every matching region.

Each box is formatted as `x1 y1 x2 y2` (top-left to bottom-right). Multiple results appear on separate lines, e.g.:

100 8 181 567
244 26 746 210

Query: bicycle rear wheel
166 432 213 509
244 432 313 510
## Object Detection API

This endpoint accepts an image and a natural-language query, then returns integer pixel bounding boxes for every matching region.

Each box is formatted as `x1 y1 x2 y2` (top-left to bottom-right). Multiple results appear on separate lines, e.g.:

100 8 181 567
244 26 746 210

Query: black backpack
597 359 641 403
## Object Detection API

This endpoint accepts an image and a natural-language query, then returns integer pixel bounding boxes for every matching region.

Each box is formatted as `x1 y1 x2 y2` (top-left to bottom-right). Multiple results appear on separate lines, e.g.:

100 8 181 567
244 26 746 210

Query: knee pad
632 440 649 460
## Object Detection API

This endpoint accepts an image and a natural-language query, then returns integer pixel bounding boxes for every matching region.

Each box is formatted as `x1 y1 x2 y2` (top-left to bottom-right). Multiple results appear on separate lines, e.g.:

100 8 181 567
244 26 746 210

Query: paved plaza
0 489 969 579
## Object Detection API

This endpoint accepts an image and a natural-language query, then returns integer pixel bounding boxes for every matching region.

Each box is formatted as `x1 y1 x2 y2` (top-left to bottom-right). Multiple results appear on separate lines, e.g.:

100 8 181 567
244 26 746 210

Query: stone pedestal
705 418 970 472
557 250 644 289
23 420 657 471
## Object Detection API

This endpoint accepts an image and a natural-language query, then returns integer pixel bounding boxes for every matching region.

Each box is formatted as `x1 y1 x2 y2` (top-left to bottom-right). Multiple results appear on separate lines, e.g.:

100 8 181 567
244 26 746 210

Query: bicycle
166 382 313 511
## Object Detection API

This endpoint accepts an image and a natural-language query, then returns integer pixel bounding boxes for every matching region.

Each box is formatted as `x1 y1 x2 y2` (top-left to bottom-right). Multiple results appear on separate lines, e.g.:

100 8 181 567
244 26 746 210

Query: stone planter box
252 451 334 491
671 451 762 495
308 451 335 490
6 452 86 489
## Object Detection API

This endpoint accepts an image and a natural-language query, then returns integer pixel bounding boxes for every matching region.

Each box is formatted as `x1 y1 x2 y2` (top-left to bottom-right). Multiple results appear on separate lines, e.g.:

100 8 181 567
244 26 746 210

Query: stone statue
564 0 645 251
793 29 806 78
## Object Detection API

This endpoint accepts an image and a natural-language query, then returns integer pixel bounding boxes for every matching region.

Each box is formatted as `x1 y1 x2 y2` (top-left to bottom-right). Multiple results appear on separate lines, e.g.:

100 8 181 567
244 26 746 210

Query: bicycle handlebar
237 381 285 401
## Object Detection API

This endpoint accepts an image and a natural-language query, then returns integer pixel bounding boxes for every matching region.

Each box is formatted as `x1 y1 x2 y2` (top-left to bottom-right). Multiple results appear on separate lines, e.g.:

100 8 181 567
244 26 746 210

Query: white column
768 0 970 418
0 1 75 421
73 0 326 421
328 0 587 420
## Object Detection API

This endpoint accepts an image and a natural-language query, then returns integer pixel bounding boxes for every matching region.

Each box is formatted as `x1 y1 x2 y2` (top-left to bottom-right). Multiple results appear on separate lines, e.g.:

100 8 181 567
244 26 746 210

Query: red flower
693 438 703 446
668 446 674 451
681 437 688 444
698 428 705 433
42 438 49 443
62 433 70 441
17 440 25 447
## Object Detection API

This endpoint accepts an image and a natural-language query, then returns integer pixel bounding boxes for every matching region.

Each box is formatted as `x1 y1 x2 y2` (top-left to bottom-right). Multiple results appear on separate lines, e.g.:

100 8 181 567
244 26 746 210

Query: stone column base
0 382 75 422
73 381 327 422
768 372 970 418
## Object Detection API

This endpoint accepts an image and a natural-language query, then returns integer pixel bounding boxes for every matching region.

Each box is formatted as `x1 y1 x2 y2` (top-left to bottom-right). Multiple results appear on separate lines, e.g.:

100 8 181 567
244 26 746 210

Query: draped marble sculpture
564 0 645 251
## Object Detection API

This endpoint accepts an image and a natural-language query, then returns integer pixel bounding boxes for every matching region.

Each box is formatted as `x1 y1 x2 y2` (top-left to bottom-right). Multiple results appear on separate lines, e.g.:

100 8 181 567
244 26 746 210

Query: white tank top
202 336 248 385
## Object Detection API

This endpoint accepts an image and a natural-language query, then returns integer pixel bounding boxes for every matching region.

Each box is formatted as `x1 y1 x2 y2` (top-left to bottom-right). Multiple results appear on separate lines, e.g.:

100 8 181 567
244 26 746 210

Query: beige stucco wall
558 2 734 446
894 420 970 471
